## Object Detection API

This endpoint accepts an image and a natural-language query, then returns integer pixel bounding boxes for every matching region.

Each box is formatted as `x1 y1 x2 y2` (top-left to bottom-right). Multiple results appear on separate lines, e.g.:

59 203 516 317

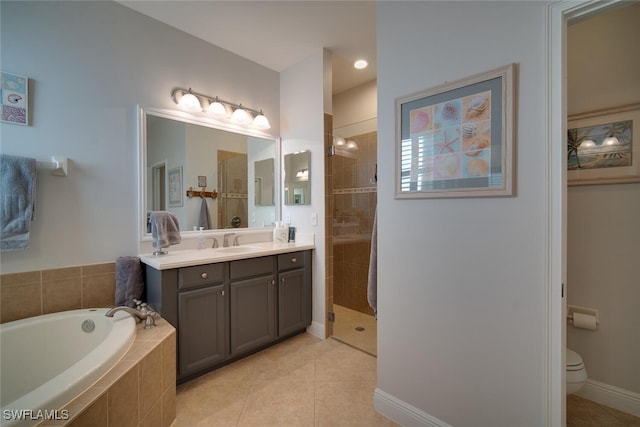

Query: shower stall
327 121 377 355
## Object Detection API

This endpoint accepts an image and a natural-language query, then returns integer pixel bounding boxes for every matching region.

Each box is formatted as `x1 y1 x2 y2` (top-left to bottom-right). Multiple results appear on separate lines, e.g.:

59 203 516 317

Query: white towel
367 208 377 315
150 211 181 249
1 154 36 251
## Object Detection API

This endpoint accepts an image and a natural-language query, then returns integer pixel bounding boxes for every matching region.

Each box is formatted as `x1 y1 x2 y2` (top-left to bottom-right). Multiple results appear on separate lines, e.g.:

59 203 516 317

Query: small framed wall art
395 63 516 198
1 71 29 125
568 104 639 185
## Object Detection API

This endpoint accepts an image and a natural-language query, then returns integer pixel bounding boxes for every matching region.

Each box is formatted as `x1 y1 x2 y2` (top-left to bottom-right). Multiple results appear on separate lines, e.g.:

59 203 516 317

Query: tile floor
175 329 640 426
174 333 398 426
332 304 377 356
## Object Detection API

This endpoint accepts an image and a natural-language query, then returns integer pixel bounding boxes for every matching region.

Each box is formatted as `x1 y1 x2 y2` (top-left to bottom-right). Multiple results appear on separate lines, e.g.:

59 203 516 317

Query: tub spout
105 306 145 322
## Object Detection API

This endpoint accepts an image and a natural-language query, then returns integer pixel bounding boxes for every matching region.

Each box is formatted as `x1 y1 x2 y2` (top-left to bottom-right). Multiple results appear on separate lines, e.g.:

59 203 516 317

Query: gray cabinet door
178 284 227 377
278 268 307 337
230 275 276 356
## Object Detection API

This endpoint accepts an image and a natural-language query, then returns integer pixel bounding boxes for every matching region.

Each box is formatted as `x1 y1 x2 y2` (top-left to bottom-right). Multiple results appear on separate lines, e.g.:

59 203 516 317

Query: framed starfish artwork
395 63 516 198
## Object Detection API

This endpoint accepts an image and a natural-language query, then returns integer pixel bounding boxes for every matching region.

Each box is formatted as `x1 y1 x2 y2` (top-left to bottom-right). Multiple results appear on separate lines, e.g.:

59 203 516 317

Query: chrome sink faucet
223 233 237 247
105 302 156 329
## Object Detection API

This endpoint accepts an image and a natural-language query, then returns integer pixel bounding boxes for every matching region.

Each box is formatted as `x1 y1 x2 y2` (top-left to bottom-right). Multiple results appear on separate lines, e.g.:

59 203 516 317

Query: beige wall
332 79 377 130
567 2 640 394
567 3 640 115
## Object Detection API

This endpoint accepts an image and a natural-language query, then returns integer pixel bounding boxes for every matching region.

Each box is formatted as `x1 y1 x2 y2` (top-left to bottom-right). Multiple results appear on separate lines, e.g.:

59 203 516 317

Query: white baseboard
306 321 325 339
576 379 640 417
373 388 452 427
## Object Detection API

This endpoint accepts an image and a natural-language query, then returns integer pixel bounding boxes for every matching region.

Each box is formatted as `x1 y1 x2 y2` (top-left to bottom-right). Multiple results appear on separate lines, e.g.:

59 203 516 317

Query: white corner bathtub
1 308 136 426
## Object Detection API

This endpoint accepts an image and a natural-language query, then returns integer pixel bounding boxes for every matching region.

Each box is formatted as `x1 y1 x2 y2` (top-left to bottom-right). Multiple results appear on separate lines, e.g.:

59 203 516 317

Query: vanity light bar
171 87 271 129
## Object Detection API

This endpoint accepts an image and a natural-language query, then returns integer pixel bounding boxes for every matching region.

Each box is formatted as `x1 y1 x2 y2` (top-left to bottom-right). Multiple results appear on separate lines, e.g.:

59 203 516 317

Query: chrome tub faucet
105 300 157 329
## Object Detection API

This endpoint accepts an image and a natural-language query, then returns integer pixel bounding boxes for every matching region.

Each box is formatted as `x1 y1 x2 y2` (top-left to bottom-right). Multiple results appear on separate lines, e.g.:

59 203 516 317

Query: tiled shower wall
330 130 377 316
0 263 117 324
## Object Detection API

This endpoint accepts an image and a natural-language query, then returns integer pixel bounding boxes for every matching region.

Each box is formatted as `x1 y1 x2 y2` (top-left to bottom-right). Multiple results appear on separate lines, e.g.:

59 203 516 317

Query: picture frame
168 166 183 207
567 104 640 185
395 63 516 198
1 71 29 126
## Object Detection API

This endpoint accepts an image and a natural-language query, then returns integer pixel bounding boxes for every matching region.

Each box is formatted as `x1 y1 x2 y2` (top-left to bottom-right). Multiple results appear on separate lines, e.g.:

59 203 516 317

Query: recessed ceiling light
354 59 368 70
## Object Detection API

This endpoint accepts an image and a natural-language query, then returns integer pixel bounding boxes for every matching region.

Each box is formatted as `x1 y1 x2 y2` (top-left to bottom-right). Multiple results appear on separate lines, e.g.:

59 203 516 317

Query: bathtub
0 308 136 426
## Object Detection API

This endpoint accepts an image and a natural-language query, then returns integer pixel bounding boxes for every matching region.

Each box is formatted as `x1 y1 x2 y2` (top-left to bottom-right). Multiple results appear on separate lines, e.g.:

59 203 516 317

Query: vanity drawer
230 256 274 280
179 263 225 290
278 251 306 271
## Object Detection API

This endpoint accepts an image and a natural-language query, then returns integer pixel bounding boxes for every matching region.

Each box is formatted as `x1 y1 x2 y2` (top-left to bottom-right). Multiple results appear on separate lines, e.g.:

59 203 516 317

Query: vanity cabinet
277 251 312 337
144 249 312 383
176 263 227 377
229 256 277 357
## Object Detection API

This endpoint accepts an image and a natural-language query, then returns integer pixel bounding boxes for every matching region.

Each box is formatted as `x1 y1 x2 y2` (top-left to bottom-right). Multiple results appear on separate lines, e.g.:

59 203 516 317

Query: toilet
566 348 588 394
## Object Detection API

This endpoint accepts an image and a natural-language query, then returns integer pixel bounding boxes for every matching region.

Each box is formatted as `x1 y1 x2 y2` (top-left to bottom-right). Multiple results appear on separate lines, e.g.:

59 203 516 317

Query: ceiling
118 0 377 95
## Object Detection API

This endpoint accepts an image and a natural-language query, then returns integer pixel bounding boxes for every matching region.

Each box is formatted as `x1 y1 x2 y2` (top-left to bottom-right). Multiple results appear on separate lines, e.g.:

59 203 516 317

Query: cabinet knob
201 272 208 279
291 258 297 263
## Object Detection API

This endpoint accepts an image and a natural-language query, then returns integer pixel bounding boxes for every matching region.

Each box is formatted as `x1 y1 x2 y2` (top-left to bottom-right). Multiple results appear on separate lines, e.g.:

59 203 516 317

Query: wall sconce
171 87 271 130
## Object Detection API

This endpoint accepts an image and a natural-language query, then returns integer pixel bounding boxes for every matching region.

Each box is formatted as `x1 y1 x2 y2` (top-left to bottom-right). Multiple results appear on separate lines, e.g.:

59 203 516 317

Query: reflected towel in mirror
198 198 210 229
150 211 181 248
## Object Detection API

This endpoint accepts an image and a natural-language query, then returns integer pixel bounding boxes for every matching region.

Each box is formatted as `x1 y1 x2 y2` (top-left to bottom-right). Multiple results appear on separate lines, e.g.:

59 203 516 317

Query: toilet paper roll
572 312 597 330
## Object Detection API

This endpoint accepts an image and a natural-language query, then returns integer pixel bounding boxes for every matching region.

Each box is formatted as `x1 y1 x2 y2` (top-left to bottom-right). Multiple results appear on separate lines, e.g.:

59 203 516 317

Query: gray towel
367 208 377 315
198 198 210 229
115 256 144 307
150 211 181 248
1 154 36 251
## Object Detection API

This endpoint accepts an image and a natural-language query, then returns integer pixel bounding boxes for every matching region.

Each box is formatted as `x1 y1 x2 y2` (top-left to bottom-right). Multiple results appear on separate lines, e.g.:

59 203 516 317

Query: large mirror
284 151 311 205
139 107 279 239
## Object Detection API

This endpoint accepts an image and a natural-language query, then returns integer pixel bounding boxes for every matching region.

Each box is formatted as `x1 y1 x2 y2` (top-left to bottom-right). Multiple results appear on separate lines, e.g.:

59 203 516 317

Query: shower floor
332 304 377 356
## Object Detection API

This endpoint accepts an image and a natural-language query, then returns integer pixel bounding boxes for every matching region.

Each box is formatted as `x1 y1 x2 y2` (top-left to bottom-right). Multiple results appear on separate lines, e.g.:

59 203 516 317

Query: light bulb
207 99 227 116
177 91 202 112
603 137 619 146
253 111 271 129
231 107 251 124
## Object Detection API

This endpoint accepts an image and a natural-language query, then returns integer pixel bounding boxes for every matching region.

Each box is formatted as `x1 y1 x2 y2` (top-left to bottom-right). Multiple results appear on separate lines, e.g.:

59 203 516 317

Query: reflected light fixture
346 140 359 150
354 59 368 69
171 87 271 129
296 168 309 181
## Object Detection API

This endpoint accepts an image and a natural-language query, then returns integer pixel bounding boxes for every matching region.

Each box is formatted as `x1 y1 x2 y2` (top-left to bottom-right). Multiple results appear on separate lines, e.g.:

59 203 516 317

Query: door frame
546 1 624 424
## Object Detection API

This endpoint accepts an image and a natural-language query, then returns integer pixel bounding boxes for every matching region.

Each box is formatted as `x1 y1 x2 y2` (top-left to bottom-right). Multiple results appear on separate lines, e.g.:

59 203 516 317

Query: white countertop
140 240 315 270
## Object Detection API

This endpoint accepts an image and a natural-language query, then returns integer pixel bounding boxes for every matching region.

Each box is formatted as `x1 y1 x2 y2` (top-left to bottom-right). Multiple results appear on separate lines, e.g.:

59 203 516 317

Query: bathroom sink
215 246 263 254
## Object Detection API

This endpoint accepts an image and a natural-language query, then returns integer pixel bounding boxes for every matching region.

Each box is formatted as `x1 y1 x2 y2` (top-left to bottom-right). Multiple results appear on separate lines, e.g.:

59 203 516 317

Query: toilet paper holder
567 304 599 328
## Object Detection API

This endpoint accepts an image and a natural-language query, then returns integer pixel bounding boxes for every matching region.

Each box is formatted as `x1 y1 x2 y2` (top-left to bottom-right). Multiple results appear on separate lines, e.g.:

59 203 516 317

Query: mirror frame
137 106 281 240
